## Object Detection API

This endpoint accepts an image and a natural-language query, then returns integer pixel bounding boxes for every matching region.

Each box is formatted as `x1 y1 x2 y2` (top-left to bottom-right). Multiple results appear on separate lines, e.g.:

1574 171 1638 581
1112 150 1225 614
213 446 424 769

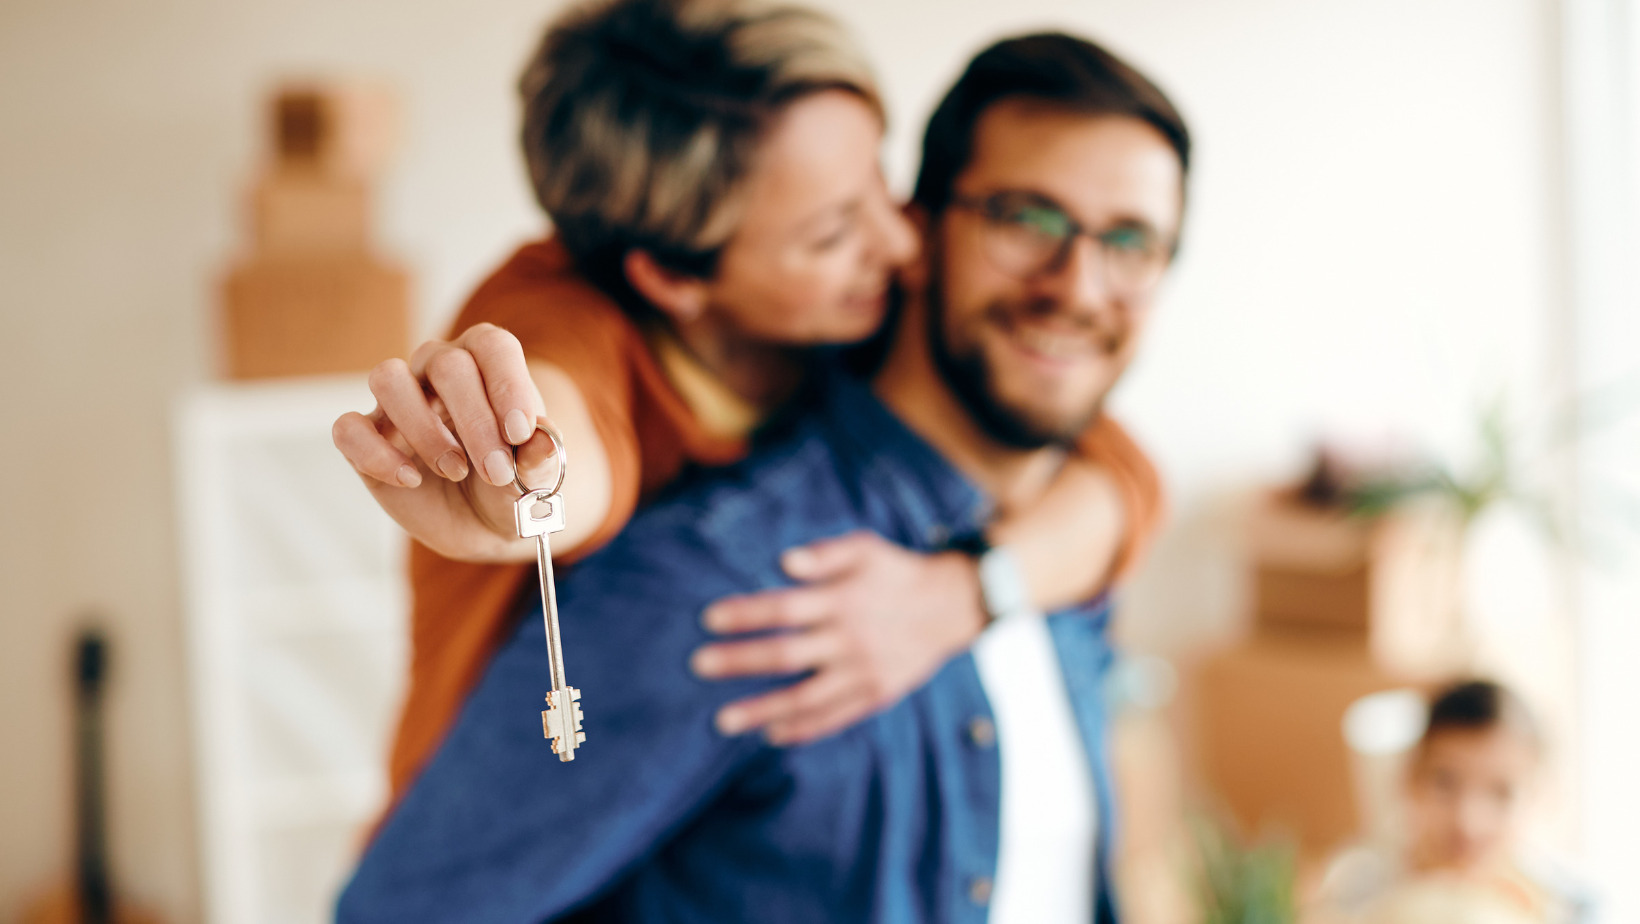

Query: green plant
1343 381 1640 564
1191 814 1298 924
1346 399 1531 529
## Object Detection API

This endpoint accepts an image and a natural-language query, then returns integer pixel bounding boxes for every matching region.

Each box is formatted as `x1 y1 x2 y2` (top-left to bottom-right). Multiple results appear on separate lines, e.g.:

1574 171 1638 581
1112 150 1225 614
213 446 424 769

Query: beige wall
0 0 1561 920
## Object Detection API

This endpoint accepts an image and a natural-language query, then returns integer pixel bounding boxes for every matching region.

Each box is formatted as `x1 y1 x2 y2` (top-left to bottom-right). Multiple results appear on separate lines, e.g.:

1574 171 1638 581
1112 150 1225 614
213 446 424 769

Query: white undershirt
971 614 1099 924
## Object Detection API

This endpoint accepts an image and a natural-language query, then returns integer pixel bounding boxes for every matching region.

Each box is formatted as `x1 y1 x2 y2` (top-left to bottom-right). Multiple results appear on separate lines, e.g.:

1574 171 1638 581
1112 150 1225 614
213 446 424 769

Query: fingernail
781 548 814 574
504 409 531 444
702 605 729 632
396 464 422 488
483 449 514 486
716 708 746 735
690 650 721 678
436 450 468 481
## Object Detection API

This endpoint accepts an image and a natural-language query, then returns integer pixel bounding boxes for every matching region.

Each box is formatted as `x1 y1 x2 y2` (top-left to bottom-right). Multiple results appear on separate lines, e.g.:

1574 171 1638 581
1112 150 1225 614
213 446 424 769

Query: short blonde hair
519 0 882 310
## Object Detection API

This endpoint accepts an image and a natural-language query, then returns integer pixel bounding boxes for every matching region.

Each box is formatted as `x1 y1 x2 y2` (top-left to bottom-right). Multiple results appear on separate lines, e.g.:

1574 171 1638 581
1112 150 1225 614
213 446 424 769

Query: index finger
702 586 834 634
459 323 544 445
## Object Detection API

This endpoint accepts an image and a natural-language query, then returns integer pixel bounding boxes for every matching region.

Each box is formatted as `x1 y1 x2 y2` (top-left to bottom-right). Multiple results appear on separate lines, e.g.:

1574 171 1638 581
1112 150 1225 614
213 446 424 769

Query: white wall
0 0 1570 920
1561 0 1640 919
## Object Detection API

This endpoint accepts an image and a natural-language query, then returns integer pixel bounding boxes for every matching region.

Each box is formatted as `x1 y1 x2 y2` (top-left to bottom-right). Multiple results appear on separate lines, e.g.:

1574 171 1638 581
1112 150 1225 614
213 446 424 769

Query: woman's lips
842 283 890 318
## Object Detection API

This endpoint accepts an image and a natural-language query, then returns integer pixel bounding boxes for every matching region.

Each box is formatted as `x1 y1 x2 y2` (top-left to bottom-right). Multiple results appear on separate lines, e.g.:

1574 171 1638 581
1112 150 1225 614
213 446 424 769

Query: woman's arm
988 455 1127 611
332 323 615 563
690 453 1129 744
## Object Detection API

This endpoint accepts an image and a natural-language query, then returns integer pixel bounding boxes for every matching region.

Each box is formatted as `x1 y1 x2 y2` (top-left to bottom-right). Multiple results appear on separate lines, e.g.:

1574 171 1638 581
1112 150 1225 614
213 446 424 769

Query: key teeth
542 688 585 761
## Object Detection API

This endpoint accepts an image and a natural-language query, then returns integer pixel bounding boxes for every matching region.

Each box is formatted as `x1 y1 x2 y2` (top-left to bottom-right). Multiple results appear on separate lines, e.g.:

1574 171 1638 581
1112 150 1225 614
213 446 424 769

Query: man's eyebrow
1103 214 1163 236
981 187 1165 236
964 186 1058 206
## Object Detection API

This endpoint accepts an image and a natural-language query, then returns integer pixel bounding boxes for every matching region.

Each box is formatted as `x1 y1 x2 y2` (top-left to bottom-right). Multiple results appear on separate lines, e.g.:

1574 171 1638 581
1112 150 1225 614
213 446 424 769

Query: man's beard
925 270 1103 451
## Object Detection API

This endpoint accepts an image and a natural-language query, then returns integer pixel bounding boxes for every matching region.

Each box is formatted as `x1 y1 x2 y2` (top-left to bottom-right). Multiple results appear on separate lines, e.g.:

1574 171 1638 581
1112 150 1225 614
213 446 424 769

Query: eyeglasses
949 190 1174 294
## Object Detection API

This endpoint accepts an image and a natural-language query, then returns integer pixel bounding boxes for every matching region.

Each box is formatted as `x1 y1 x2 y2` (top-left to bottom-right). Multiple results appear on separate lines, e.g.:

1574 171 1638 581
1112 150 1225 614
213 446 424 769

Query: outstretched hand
690 531 988 745
332 323 562 561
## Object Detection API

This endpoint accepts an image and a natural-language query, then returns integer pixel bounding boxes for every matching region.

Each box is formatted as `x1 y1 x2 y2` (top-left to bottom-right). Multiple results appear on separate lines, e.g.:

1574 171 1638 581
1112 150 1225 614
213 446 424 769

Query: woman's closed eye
809 218 857 252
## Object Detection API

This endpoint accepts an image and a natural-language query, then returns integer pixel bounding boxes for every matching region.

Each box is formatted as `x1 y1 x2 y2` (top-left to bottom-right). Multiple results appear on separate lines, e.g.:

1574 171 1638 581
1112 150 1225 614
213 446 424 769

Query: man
340 29 1189 924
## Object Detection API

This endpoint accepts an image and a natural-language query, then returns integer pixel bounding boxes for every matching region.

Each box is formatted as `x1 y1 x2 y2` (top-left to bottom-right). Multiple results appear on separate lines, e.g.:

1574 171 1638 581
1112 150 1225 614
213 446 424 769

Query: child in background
1311 679 1593 924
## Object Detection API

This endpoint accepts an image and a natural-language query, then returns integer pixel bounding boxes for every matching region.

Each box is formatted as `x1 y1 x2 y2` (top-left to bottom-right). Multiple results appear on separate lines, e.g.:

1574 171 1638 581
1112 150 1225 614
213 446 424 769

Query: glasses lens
1097 226 1165 293
979 195 1072 277
966 193 1170 291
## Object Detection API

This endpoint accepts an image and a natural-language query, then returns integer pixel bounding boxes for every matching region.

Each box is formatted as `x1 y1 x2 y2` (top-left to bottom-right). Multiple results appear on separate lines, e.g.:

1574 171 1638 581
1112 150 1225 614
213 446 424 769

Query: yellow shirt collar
646 325 763 442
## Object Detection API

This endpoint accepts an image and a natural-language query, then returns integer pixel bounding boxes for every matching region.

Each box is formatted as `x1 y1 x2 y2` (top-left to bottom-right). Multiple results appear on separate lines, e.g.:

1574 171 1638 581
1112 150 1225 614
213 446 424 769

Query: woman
332 0 1161 807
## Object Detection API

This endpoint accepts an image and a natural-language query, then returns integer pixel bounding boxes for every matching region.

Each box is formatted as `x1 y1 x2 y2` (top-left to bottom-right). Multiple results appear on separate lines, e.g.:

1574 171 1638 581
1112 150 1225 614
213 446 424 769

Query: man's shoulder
581 420 855 589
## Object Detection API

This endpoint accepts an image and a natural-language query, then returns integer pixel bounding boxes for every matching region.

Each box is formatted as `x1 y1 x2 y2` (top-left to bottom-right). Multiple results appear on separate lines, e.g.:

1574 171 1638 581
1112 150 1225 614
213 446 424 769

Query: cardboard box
272 83 397 178
1255 563 1372 634
249 169 370 255
1246 494 1374 634
1190 633 1411 856
1244 494 1467 676
221 255 409 379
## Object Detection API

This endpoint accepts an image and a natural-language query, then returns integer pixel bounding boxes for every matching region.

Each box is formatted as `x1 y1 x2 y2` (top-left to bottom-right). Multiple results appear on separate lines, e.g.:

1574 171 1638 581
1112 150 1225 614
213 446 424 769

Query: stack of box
220 84 410 379
1190 492 1464 856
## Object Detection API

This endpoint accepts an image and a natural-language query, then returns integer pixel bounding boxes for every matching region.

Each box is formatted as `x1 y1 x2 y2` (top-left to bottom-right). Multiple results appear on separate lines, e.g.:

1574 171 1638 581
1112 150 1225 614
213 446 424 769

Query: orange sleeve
447 250 644 562
1076 416 1165 582
384 239 744 823
384 242 646 812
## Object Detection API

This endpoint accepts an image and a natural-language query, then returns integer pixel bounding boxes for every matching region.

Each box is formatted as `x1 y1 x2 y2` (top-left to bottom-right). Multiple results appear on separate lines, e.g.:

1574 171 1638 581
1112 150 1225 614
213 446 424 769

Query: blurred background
2 0 1636 922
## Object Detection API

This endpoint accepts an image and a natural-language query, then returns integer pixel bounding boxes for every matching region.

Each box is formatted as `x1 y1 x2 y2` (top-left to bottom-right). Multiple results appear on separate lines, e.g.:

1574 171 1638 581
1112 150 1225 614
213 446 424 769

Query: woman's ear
624 250 710 323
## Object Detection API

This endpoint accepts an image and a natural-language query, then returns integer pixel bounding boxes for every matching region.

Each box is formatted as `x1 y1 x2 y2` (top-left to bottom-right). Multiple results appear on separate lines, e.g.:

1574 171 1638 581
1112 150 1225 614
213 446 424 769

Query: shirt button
968 876 993 905
926 524 950 546
966 716 996 749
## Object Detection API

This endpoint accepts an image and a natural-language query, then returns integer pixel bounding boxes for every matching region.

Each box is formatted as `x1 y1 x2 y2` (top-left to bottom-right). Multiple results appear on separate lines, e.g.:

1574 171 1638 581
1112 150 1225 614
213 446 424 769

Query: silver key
513 424 584 761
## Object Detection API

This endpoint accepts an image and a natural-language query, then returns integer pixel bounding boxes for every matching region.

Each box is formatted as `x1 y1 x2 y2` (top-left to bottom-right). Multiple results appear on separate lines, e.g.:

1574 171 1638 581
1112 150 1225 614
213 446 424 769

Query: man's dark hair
910 32 1191 215
1422 679 1542 752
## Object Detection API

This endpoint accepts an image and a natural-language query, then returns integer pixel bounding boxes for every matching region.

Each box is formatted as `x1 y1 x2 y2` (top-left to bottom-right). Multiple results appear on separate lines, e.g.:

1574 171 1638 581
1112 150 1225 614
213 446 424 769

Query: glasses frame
948 190 1175 294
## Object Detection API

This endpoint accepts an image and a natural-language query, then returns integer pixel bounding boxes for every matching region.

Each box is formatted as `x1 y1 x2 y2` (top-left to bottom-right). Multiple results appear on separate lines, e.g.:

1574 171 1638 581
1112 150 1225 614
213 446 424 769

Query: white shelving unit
175 376 408 924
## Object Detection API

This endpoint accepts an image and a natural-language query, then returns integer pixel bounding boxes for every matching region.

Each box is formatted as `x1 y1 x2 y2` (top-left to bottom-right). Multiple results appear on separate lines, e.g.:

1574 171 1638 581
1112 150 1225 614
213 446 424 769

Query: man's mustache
981 297 1127 355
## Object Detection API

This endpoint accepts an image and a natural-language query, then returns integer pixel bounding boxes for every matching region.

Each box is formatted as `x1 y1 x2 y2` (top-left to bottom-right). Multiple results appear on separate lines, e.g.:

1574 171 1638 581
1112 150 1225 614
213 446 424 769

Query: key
513 425 585 762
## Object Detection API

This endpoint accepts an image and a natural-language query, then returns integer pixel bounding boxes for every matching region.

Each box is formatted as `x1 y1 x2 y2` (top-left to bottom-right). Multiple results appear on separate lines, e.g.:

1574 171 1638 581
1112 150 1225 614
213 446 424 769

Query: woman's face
700 89 918 345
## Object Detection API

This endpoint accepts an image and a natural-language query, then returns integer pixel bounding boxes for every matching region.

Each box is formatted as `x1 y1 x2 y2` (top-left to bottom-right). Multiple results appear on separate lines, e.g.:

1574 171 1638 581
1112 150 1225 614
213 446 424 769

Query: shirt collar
645 323 765 442
798 369 993 551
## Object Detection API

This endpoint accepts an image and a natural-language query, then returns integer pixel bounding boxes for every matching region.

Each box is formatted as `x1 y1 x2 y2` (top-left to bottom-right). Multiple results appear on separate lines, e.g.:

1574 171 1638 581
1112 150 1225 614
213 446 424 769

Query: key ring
511 420 568 498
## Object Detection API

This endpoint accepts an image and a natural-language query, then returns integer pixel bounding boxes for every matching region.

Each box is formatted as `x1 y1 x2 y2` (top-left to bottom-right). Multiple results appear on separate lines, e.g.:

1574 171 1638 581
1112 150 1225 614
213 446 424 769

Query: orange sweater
384 237 1165 807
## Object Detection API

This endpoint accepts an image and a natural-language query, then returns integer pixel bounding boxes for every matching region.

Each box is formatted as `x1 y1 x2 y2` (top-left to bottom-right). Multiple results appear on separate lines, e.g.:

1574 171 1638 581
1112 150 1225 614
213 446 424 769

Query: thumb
781 530 879 581
513 419 565 492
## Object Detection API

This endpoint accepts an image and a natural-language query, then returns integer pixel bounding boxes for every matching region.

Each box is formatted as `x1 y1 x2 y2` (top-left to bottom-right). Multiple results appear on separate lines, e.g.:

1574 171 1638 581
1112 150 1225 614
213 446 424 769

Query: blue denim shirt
339 373 1120 923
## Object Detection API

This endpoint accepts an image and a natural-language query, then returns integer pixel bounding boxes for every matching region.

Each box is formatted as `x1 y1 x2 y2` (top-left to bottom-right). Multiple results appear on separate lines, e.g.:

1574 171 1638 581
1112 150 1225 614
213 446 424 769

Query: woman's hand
690 531 987 745
332 323 560 562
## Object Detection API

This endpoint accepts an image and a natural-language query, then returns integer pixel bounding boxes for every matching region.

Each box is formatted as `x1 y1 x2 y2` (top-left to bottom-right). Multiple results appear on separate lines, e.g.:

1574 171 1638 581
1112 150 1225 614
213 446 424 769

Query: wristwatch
975 545 1033 625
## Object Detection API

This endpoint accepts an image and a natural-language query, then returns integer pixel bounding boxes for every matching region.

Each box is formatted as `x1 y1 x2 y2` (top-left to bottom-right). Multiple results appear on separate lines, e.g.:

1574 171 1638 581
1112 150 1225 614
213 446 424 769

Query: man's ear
624 249 710 323
897 203 935 294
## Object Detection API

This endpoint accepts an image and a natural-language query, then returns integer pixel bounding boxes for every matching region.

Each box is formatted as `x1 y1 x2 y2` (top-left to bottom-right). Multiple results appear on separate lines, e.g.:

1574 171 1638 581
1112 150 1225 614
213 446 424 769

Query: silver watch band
977 545 1033 624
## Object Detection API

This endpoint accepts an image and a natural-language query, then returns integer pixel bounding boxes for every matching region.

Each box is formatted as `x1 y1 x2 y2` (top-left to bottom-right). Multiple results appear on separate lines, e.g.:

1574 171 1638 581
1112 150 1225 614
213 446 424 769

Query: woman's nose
866 191 919 268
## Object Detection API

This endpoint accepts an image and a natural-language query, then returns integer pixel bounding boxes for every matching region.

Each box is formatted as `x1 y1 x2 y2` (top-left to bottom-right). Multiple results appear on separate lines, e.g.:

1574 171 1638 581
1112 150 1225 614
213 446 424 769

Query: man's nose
1037 235 1118 321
